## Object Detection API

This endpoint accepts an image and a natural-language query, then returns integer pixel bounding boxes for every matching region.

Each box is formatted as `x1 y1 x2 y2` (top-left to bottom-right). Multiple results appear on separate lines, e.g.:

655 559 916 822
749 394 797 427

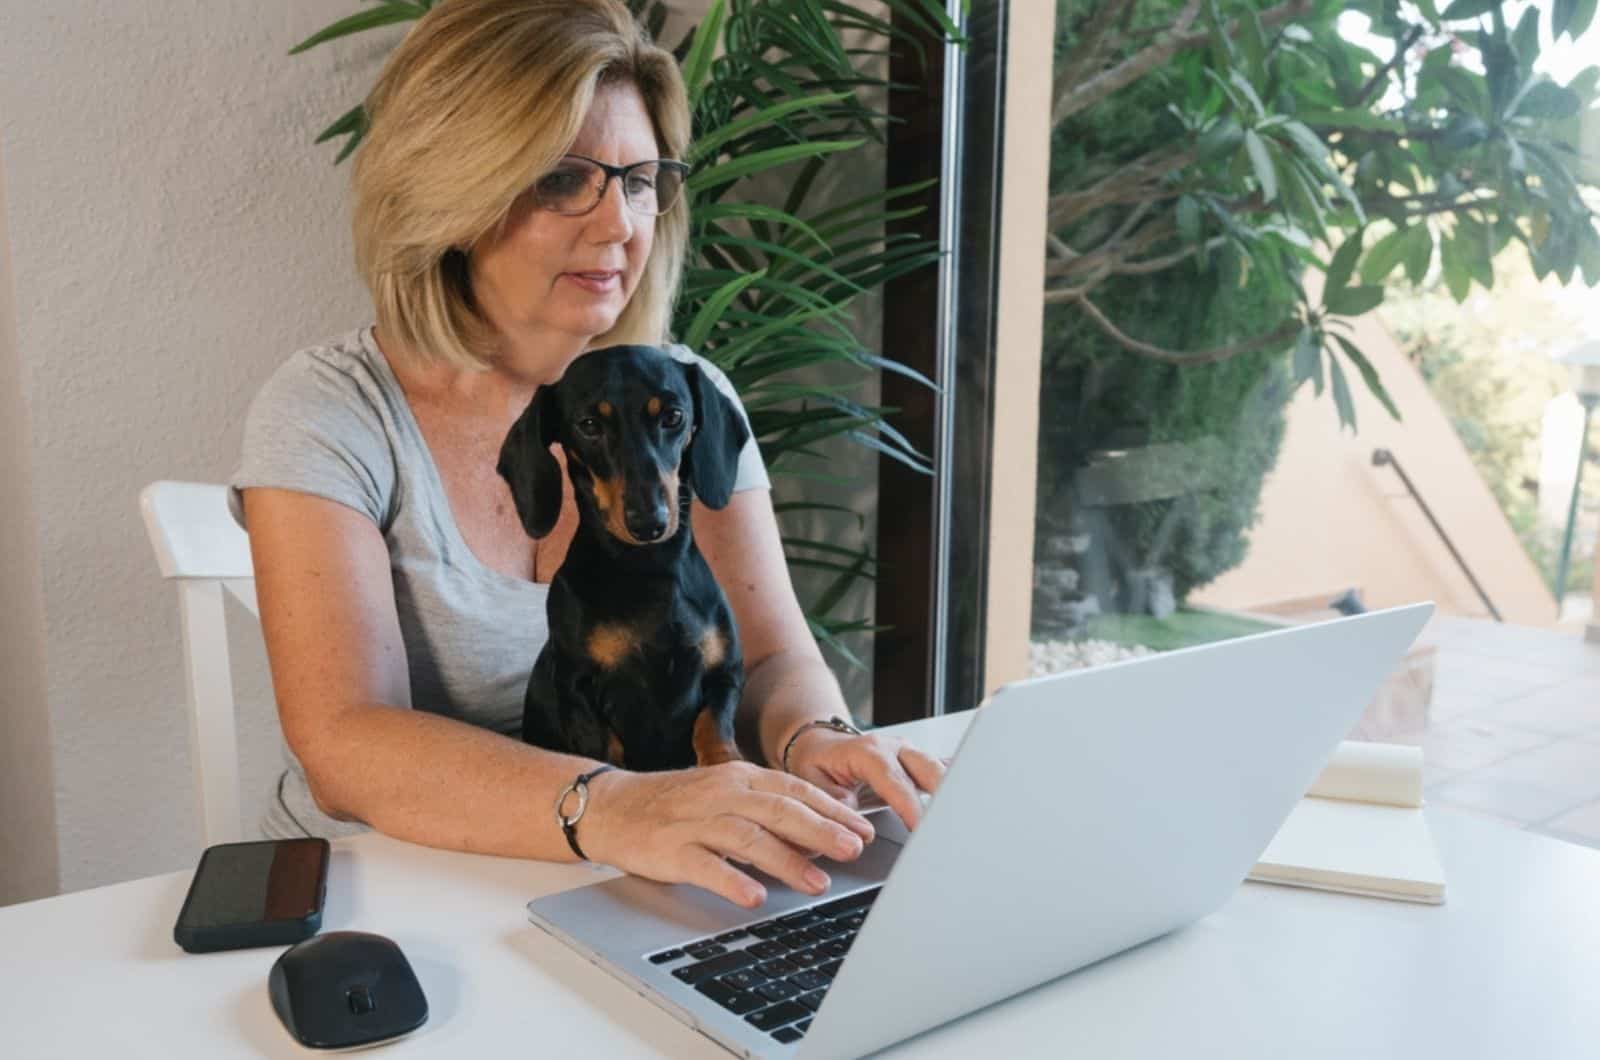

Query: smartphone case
173 838 330 953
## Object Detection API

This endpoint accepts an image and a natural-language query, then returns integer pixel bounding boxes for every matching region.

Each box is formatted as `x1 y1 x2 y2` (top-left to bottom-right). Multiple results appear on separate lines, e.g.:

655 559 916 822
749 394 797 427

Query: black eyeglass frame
534 155 692 217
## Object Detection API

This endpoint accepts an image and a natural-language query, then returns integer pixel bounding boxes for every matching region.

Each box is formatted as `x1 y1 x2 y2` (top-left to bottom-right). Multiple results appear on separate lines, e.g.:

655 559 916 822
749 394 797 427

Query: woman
231 0 944 910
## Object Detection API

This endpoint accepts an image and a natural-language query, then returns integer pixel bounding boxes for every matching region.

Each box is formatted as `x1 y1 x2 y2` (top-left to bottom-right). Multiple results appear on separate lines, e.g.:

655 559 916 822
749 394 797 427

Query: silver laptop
527 603 1433 1058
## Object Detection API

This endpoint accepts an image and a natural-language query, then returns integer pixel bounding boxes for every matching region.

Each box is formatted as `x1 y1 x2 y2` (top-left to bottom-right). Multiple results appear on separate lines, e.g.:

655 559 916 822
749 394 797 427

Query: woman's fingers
705 815 833 898
856 742 927 829
747 766 876 843
898 745 948 794
738 791 865 863
681 845 768 909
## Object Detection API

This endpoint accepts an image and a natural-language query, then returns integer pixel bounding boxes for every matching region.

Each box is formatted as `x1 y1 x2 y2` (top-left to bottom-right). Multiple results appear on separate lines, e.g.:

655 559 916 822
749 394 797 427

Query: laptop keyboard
645 885 881 1044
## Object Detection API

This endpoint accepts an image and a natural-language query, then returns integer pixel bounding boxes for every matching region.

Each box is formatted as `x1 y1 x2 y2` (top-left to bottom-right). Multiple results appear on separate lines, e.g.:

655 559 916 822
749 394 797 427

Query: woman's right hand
580 762 877 909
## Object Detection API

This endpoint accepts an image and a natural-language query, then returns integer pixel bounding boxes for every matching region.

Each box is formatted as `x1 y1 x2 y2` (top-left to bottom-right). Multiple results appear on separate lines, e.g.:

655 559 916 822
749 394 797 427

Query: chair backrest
139 481 259 847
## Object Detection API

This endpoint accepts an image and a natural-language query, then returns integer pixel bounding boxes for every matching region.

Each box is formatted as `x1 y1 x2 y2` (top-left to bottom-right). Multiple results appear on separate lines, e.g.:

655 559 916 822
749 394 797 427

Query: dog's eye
661 408 685 429
575 417 603 439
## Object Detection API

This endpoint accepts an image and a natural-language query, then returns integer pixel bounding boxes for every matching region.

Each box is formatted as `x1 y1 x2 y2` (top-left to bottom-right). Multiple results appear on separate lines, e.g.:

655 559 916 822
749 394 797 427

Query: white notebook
1248 740 1446 904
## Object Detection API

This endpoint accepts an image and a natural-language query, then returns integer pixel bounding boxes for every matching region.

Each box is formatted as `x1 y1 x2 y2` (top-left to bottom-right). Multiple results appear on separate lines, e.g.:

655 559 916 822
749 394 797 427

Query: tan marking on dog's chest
699 628 727 668
587 624 638 668
693 707 740 766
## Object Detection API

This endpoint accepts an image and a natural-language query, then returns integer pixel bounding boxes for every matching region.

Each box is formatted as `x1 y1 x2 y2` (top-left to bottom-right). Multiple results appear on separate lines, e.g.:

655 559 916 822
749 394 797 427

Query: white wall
0 1 888 900
0 1 390 898
0 127 61 905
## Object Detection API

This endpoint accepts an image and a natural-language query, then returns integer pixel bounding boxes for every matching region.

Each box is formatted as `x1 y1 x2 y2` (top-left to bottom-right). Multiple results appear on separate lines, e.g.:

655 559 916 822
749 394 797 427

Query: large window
862 0 1600 859
1015 1 1600 850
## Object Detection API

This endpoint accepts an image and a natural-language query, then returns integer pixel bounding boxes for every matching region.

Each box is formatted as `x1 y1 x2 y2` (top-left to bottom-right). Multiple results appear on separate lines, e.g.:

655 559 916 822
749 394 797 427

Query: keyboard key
715 929 749 943
819 940 850 959
788 970 829 992
747 1001 809 1031
798 989 826 1012
772 1026 803 1043
814 920 852 939
788 947 822 968
754 979 800 1003
815 887 880 918
648 948 684 964
757 958 799 978
672 950 755 985
797 1018 812 1032
685 942 727 960
696 978 763 1015
777 910 827 929
747 940 789 960
721 969 767 991
748 920 787 939
775 931 814 952
819 958 844 979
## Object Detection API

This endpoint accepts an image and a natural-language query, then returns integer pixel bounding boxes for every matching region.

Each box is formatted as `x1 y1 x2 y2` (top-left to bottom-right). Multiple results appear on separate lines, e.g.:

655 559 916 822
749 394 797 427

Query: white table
5 712 1600 1059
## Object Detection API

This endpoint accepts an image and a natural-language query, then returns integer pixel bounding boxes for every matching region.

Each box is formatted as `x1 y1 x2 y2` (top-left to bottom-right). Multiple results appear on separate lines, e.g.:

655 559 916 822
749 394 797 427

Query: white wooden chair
139 481 258 847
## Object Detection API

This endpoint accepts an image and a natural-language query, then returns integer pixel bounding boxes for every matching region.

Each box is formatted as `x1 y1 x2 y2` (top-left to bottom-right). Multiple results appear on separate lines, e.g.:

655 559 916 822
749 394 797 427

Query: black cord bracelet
555 764 617 862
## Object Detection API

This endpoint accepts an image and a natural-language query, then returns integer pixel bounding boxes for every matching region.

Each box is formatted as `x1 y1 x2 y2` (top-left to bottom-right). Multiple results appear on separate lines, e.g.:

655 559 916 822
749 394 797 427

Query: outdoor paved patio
1418 615 1600 850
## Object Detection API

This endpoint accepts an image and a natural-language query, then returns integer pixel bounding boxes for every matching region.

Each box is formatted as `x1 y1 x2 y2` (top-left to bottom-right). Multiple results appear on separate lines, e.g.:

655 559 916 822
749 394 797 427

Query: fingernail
805 867 829 891
747 886 767 907
837 835 862 858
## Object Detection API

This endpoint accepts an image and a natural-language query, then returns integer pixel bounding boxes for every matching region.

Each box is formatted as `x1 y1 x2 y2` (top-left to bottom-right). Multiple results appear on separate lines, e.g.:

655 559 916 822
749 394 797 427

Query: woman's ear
497 385 563 539
684 363 750 510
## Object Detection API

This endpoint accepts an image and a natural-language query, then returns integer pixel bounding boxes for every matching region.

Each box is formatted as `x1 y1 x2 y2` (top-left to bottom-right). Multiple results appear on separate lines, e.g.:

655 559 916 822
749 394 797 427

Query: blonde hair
351 0 691 370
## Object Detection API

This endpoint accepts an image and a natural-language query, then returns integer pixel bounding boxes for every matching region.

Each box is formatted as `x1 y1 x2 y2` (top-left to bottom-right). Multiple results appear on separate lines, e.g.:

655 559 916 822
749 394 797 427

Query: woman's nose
588 177 634 242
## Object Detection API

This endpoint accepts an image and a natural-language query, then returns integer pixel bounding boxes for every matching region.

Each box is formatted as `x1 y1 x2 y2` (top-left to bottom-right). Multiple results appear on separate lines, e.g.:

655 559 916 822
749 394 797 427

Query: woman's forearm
736 649 852 768
295 702 610 861
298 652 845 857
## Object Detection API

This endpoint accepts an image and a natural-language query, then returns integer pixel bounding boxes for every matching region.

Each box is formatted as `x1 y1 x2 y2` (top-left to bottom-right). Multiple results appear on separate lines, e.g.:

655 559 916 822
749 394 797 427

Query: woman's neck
374 324 579 421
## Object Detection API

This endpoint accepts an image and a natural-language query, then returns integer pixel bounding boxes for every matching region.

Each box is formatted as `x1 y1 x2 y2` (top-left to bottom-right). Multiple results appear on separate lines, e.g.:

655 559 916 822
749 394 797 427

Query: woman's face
468 81 660 371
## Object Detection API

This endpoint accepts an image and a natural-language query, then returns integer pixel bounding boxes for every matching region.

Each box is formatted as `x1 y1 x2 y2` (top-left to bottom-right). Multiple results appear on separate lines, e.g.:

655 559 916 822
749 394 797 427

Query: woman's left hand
782 727 947 830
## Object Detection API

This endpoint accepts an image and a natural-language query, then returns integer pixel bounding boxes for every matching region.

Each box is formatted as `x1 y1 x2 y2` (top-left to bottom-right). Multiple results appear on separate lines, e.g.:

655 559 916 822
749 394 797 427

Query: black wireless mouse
268 931 428 1050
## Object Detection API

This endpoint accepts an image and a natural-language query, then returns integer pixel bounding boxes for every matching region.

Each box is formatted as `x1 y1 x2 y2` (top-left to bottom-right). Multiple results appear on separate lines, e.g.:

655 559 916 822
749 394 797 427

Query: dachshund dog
496 344 750 772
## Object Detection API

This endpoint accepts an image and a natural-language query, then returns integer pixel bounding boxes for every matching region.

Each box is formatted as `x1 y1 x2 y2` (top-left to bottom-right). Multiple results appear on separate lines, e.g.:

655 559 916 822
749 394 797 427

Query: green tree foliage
1046 0 1600 429
1038 42 1297 616
1037 275 1294 613
1037 0 1600 629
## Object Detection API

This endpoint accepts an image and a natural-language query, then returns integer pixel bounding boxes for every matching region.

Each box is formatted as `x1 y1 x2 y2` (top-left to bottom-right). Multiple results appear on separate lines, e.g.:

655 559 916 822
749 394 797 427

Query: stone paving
1417 615 1600 850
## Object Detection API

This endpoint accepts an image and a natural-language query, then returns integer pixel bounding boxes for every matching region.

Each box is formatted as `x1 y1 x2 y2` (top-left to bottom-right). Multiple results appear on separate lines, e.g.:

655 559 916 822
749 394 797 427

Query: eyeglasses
529 155 690 217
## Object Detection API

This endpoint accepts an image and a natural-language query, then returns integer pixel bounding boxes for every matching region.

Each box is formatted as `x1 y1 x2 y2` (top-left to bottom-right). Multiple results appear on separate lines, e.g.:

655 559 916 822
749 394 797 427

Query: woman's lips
562 270 621 293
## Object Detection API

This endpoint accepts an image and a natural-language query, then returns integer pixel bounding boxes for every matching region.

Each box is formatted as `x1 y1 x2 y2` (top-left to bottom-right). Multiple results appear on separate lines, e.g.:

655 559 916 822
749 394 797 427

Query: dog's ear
497 384 563 539
684 362 750 510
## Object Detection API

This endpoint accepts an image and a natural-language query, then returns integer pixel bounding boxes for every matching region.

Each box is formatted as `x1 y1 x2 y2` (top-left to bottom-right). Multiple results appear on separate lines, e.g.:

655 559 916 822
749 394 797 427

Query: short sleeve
666 344 770 492
228 350 397 531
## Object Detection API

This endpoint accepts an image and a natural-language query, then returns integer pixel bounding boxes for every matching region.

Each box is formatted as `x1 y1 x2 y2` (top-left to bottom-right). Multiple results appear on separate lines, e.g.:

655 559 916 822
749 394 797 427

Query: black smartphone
173 838 330 954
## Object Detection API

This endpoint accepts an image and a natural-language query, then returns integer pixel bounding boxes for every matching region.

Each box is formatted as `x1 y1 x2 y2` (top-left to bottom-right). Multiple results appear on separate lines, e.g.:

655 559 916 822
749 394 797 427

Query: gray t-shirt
228 325 768 839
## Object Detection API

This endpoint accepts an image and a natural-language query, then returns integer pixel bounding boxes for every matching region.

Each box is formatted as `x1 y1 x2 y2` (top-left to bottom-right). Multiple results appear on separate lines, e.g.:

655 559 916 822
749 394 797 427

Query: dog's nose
625 503 670 542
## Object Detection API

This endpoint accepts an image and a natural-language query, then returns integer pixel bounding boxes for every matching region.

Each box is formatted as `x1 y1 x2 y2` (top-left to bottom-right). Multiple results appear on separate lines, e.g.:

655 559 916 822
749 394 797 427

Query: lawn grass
1084 608 1280 652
